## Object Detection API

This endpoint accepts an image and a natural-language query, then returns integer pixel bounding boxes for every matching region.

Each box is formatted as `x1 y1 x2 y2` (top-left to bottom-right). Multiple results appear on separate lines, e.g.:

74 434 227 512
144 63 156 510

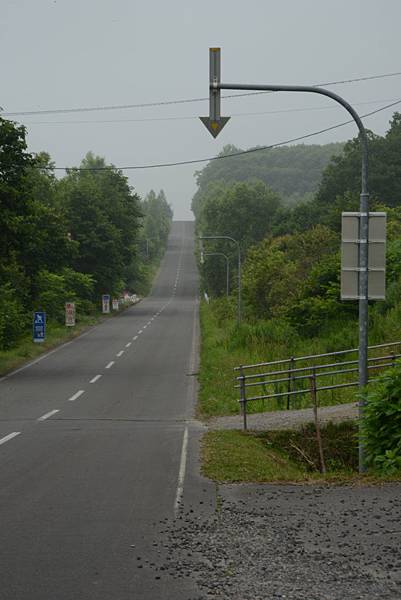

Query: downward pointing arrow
200 116 230 138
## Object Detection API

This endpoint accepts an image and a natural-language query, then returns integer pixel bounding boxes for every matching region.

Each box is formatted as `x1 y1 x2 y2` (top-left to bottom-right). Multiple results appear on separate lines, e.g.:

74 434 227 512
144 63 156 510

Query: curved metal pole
204 252 230 296
216 82 369 472
199 235 241 324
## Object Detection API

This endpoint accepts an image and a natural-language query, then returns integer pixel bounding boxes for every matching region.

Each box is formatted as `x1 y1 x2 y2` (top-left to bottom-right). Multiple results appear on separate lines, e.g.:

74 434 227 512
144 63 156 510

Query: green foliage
362 364 401 474
0 284 28 350
0 121 171 350
198 180 281 297
192 142 343 218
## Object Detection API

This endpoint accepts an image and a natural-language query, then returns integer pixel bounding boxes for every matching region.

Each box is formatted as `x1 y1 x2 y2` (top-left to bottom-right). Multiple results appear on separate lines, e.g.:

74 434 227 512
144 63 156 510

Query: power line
38 98 401 172
3 71 401 117
18 97 401 126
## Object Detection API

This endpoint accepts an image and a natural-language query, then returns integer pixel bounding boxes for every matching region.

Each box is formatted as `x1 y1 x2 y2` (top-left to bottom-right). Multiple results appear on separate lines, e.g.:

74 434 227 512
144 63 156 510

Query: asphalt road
0 221 212 599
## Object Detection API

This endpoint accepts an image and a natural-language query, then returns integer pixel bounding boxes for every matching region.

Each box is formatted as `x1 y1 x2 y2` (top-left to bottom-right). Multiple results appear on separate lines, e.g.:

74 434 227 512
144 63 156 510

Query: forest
195 113 401 336
0 117 173 351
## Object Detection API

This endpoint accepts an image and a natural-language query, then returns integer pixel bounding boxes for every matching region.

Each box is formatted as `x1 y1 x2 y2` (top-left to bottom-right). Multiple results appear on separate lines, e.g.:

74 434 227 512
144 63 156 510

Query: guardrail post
391 351 396 369
310 370 326 474
239 366 247 431
287 357 295 410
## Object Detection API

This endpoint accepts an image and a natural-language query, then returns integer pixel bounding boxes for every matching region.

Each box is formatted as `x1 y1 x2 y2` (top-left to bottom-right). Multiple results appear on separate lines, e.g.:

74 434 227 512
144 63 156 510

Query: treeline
0 118 172 350
196 112 401 345
192 141 343 215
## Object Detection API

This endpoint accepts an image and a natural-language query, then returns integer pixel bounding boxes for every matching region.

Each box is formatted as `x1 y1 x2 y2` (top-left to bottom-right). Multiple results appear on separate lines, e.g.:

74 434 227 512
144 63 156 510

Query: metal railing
234 341 401 432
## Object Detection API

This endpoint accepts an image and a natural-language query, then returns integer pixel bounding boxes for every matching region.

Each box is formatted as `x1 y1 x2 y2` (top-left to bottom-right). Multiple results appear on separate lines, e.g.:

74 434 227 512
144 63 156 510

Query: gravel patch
150 482 401 599
209 402 358 431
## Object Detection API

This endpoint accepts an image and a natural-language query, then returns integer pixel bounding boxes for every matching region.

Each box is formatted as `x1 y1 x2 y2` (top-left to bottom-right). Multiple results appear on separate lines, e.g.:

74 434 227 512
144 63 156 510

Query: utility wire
18 97 401 126
37 98 401 172
2 71 401 117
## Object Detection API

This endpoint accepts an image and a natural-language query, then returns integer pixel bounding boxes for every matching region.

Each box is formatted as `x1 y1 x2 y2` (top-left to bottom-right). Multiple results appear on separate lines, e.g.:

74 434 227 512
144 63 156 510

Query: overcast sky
1 0 401 219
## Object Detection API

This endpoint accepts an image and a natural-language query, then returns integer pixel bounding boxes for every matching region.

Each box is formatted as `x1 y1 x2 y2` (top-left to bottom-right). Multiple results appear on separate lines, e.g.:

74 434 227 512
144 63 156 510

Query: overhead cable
2 71 401 117
34 98 401 172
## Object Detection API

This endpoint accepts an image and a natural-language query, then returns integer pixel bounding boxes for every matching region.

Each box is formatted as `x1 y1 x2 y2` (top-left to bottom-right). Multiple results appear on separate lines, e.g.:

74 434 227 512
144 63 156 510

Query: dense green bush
0 284 29 349
362 364 401 474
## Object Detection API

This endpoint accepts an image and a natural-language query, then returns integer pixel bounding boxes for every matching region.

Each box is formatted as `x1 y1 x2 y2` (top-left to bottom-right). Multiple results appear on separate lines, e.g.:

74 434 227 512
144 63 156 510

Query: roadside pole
200 48 369 472
199 235 241 325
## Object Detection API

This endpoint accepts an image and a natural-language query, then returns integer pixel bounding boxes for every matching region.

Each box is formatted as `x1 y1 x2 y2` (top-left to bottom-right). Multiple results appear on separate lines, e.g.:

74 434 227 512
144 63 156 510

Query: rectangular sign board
341 212 386 300
65 302 76 326
102 294 110 314
33 311 46 343
112 298 119 311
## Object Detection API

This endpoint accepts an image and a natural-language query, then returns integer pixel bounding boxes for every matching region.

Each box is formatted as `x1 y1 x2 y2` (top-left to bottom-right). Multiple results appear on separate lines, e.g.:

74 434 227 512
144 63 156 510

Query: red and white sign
65 302 76 326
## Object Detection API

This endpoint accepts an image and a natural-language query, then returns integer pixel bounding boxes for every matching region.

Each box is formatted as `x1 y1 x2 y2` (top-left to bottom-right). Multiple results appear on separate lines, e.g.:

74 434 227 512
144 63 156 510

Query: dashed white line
105 361 115 369
133 335 138 341
174 426 189 517
38 409 59 422
90 374 102 384
125 342 132 348
138 330 143 334
68 390 85 402
0 432 21 446
116 350 124 357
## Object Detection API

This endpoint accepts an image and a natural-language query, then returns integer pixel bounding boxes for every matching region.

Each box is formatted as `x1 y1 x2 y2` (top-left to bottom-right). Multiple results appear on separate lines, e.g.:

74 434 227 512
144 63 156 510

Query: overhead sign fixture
200 48 230 138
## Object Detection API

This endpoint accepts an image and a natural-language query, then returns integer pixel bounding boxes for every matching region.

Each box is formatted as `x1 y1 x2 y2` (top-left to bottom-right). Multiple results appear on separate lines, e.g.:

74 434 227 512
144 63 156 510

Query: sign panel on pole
341 212 386 300
33 311 46 343
65 302 76 326
102 294 111 314
112 298 119 311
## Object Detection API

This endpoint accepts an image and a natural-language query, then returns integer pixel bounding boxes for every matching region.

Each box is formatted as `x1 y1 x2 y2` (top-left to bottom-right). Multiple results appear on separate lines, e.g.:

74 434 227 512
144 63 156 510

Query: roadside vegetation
0 117 173 371
194 113 401 477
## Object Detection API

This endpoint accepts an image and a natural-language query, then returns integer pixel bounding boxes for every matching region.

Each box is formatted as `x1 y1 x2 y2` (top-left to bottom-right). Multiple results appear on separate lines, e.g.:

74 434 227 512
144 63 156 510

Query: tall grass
198 298 399 418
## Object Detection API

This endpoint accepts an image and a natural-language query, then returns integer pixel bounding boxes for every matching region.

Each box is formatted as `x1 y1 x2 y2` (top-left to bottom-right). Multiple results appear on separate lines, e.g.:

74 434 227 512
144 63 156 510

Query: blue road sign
33 311 46 343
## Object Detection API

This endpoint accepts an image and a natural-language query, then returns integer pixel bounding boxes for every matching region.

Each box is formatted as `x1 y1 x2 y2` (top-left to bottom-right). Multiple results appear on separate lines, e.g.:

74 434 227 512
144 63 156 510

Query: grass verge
197 299 394 419
0 315 101 377
201 422 401 484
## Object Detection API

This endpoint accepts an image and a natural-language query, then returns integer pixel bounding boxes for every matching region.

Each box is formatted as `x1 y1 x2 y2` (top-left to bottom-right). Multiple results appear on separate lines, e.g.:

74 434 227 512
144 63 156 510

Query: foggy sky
1 0 401 219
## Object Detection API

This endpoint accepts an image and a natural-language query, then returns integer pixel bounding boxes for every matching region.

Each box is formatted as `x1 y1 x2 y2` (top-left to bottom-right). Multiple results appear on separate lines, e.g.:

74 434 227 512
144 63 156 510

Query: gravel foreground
150 483 401 599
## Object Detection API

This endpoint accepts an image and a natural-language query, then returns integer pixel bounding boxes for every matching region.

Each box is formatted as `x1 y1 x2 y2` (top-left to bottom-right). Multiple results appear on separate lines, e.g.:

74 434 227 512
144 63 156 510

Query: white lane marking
133 336 138 341
90 374 102 384
143 325 147 330
116 350 124 357
37 409 59 422
138 330 143 334
105 361 115 369
0 328 94 385
125 342 132 348
0 432 21 446
68 390 85 402
174 426 189 517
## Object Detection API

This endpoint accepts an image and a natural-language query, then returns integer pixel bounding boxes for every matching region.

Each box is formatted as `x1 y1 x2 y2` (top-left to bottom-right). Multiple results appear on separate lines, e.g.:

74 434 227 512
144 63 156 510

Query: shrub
362 363 401 474
0 284 29 349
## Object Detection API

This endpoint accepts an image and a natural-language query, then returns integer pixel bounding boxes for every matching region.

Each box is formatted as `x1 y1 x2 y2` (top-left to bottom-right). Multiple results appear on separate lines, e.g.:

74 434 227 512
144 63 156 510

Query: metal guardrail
234 341 401 431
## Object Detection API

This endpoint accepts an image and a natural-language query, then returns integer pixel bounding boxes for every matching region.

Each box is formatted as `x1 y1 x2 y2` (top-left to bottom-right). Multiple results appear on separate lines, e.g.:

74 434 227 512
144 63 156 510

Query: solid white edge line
0 328 94 384
90 374 102 383
174 426 189 518
37 409 60 422
116 350 124 357
68 389 85 401
105 361 115 369
0 431 21 446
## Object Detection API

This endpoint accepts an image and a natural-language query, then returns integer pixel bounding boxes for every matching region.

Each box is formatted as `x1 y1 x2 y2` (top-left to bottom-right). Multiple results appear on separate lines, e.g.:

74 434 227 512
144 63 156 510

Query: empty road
0 221 211 599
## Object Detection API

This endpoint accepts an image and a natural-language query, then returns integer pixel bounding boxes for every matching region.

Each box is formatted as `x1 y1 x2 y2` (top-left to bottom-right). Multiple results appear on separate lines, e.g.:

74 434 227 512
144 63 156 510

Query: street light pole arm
217 83 368 193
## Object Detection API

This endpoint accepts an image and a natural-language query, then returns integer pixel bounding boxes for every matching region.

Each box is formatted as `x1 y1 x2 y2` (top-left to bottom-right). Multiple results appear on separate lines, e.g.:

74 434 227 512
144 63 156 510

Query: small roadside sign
33 311 46 343
112 298 119 311
102 294 110 314
65 302 76 326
